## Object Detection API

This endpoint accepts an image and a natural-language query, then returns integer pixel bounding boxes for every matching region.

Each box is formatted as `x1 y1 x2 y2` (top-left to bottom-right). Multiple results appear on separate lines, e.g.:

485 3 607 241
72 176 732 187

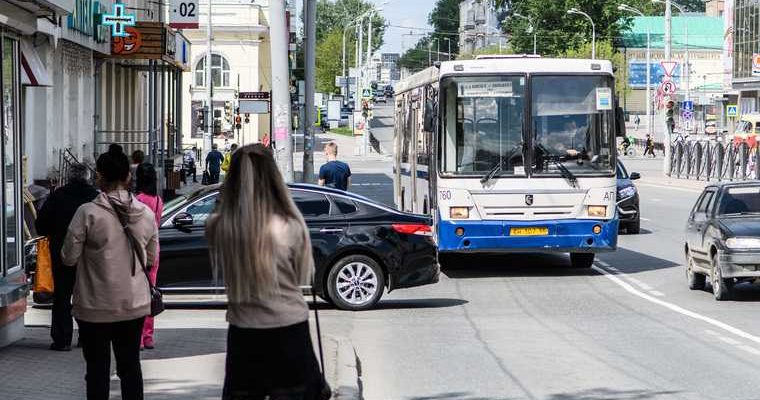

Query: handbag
33 237 54 294
202 171 210 185
107 196 165 317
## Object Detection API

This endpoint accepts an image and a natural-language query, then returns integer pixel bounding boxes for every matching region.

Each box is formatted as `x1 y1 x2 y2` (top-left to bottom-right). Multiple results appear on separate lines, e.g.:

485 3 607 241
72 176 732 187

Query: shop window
194 54 231 88
1 36 19 276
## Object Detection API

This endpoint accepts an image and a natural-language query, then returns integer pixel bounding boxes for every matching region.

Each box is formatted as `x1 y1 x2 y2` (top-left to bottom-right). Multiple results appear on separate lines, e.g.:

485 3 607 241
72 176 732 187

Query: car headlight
450 207 470 219
618 186 637 199
587 205 607 217
725 237 760 249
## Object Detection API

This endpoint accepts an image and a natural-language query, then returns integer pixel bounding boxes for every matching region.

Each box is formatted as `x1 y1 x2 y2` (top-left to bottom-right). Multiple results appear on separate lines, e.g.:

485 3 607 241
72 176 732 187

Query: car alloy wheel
327 255 385 311
711 254 732 301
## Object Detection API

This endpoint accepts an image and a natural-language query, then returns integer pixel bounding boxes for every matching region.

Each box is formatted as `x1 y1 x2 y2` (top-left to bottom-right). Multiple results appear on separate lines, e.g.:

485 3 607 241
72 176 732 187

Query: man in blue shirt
318 142 351 191
205 143 224 184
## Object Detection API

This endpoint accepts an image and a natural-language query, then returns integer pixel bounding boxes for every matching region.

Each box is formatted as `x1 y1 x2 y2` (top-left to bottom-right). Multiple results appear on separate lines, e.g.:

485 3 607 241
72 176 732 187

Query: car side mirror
423 99 436 133
173 212 193 227
630 172 641 180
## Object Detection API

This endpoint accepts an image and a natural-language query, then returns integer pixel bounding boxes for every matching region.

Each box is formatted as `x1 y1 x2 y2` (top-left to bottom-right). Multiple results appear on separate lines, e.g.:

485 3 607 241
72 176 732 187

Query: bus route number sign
170 0 199 29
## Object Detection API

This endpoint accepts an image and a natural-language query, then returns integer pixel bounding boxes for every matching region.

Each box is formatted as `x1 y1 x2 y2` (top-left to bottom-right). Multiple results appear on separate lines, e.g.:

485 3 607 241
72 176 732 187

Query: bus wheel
570 253 595 268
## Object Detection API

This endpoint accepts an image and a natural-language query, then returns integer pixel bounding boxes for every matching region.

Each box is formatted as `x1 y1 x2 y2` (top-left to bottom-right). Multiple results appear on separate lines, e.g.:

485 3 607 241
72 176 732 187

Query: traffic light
196 108 206 128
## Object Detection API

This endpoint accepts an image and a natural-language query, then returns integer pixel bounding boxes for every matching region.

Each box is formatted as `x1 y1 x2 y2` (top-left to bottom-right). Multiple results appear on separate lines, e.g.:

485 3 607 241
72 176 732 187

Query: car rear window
719 186 760 215
292 190 331 218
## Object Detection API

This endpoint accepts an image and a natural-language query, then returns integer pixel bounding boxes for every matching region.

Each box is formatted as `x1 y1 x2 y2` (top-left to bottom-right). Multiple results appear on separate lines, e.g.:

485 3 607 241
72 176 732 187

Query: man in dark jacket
205 143 224 184
36 163 98 351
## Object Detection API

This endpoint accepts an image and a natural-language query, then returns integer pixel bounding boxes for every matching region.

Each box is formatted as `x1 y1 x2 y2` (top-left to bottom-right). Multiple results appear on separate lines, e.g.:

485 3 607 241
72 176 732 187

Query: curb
330 336 362 400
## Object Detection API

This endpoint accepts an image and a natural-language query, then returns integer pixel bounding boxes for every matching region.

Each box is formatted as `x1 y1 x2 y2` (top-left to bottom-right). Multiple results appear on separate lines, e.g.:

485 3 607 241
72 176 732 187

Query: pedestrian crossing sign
727 105 738 117
362 88 372 99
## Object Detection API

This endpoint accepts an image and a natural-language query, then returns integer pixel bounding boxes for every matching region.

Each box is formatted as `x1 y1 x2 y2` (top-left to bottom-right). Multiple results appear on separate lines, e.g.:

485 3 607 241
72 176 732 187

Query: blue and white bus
393 56 622 268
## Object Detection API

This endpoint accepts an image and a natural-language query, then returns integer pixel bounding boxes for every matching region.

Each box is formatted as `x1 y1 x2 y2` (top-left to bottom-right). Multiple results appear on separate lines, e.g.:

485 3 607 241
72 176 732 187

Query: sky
370 0 438 55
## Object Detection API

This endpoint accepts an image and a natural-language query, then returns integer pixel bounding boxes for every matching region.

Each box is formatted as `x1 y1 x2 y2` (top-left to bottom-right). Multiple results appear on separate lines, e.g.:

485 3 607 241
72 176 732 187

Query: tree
316 30 357 94
563 40 628 99
399 0 463 73
314 0 386 51
501 0 663 56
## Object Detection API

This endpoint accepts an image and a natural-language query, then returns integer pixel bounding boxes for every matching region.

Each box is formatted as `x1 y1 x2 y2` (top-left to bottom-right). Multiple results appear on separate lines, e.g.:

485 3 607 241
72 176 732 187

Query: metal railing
669 140 760 181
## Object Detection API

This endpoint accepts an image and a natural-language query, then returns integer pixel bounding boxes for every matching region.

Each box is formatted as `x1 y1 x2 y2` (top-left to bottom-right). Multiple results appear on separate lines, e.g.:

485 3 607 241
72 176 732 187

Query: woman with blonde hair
206 144 325 399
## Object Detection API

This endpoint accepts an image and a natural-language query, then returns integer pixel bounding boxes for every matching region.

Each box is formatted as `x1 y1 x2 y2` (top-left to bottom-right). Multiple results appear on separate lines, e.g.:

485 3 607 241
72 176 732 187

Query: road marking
651 198 662 202
627 277 653 291
738 346 760 356
649 290 665 297
597 260 610 267
592 264 760 346
640 217 651 222
718 336 742 346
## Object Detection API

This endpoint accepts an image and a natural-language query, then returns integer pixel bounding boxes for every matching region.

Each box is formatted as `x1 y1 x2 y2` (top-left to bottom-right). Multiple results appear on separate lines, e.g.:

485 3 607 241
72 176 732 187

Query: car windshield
163 195 189 216
532 75 615 176
718 186 760 215
440 75 526 175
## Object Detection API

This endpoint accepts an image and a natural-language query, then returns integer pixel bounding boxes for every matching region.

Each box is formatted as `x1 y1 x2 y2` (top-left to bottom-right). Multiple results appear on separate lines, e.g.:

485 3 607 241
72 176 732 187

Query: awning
20 39 52 87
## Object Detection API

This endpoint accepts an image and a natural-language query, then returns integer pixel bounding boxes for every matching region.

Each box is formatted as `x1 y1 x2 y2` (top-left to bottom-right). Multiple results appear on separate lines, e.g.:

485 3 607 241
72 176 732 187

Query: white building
181 0 272 149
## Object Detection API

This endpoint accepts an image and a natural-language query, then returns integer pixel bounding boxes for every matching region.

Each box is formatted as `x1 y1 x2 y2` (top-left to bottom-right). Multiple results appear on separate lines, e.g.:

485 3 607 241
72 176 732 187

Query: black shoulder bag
108 197 165 317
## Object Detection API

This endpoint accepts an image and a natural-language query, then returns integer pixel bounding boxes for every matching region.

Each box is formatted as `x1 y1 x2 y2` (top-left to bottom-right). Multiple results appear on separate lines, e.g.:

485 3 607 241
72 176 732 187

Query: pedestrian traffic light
196 109 206 128
665 100 675 134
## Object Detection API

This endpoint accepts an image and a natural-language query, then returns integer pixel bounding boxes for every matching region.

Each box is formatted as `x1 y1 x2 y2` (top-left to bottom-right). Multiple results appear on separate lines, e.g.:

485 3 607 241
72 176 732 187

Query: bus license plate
510 227 548 236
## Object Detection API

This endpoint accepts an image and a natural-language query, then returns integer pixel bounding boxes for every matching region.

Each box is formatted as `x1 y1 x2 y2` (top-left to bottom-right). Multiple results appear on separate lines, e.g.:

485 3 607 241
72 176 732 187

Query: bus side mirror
423 99 436 133
615 106 626 138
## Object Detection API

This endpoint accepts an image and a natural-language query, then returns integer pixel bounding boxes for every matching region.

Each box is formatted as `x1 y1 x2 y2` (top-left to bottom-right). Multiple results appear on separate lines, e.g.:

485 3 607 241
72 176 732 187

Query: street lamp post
567 8 595 59
513 13 536 55
619 4 652 137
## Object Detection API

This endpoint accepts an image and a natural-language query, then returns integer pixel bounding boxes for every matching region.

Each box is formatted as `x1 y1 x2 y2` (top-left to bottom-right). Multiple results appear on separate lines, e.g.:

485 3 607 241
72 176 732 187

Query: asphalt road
314 106 760 399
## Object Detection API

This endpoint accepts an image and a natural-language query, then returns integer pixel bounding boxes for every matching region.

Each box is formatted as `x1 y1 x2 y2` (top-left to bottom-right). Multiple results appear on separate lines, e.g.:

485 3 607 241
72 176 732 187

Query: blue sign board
682 100 694 112
628 61 682 88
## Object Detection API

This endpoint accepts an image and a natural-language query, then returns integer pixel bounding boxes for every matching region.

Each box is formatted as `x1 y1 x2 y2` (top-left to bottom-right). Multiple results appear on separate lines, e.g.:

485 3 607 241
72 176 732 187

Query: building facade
380 53 400 83
181 0 271 149
731 0 760 115
458 0 503 55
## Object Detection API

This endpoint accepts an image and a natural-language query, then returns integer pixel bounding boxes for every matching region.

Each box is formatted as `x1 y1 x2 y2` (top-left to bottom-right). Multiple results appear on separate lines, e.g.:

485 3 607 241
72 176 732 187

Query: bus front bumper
437 218 618 253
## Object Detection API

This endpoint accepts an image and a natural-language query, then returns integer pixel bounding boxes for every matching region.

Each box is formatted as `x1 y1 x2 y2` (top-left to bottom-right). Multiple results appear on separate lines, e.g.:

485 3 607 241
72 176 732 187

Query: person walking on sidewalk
36 163 98 351
206 143 224 184
318 142 351 191
207 144 325 399
644 134 656 158
184 146 198 183
221 143 238 176
134 163 163 350
62 144 158 400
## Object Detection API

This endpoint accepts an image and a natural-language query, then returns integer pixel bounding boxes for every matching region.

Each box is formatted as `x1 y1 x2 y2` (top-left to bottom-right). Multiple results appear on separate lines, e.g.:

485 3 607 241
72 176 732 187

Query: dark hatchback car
157 184 439 310
616 161 641 234
685 181 760 300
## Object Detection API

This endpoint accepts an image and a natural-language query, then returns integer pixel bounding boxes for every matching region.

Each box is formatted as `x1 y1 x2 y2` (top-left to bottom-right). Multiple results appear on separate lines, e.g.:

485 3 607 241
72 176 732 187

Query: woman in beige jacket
62 144 158 400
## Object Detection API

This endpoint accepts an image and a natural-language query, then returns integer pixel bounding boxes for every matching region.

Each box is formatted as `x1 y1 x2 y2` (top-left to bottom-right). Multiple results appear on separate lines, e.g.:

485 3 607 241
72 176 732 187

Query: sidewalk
0 306 359 400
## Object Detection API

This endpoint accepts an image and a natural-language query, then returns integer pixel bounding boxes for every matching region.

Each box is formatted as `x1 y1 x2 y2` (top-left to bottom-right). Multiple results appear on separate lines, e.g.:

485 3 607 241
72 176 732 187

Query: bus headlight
450 207 470 219
587 206 607 217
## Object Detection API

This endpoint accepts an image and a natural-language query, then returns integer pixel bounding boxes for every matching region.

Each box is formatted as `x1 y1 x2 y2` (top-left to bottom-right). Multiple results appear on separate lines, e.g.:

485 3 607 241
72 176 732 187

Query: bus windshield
440 75 526 176
532 75 615 176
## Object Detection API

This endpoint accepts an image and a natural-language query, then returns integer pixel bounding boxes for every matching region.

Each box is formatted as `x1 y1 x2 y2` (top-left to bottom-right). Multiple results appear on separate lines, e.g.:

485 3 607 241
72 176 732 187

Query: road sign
239 91 270 100
170 0 199 29
361 88 372 99
682 100 694 112
681 110 693 120
660 61 679 78
335 76 357 87
660 80 677 95
727 104 739 117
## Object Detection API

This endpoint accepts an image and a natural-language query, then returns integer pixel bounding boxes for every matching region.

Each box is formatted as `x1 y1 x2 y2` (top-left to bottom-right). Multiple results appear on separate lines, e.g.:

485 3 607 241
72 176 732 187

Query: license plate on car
509 227 549 236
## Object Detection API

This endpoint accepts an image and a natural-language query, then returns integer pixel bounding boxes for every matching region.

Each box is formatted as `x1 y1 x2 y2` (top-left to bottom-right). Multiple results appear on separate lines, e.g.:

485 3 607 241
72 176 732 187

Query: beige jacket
61 190 158 323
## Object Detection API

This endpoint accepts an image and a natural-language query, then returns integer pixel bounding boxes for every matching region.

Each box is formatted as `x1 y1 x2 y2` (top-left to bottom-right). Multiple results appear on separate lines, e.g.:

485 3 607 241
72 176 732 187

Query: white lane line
705 329 720 336
718 336 742 346
649 290 665 297
627 277 654 291
738 346 760 356
592 264 760 346
597 260 610 267
640 217 651 222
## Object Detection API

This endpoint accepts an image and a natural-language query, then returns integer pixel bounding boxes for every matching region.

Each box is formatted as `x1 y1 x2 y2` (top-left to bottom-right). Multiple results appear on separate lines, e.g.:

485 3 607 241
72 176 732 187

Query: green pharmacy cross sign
102 3 135 37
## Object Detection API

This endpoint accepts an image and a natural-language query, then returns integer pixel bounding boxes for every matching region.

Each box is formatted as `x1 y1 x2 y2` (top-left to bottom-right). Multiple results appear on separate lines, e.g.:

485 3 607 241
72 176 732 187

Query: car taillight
392 223 433 236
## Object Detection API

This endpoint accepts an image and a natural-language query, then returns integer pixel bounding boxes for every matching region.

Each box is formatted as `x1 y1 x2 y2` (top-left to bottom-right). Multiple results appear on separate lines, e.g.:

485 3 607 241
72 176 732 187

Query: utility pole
365 13 373 156
302 0 316 182
664 0 672 175
270 0 293 181
205 0 213 160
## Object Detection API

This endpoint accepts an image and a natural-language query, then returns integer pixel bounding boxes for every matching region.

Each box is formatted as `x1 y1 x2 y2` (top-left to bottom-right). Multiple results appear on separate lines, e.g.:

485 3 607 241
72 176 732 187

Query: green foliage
316 30 355 94
399 0 463 73
562 40 629 98
314 0 386 51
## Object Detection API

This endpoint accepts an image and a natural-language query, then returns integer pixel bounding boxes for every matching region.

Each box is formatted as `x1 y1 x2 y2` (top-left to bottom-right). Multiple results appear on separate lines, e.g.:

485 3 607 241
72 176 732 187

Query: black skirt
223 320 323 400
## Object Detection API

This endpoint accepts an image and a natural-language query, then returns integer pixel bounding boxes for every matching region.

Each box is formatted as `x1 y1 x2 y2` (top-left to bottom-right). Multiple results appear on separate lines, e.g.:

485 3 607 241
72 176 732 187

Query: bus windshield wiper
480 143 523 185
536 143 578 188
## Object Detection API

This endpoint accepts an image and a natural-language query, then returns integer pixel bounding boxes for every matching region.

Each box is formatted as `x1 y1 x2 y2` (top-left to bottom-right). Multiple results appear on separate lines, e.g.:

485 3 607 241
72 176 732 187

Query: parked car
616 161 641 234
383 85 394 98
684 181 760 300
374 90 386 103
158 184 439 310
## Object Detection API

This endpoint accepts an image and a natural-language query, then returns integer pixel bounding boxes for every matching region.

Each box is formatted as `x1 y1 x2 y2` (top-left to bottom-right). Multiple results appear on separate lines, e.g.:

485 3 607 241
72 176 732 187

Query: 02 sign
170 0 199 29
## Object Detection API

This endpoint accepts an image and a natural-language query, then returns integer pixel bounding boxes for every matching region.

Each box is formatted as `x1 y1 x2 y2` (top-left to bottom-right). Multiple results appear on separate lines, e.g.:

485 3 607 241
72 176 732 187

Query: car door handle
319 228 344 234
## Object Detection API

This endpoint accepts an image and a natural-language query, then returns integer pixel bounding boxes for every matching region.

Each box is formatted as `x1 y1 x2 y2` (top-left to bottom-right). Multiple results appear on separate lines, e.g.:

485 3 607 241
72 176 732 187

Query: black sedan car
157 184 439 310
616 161 641 234
685 181 760 300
